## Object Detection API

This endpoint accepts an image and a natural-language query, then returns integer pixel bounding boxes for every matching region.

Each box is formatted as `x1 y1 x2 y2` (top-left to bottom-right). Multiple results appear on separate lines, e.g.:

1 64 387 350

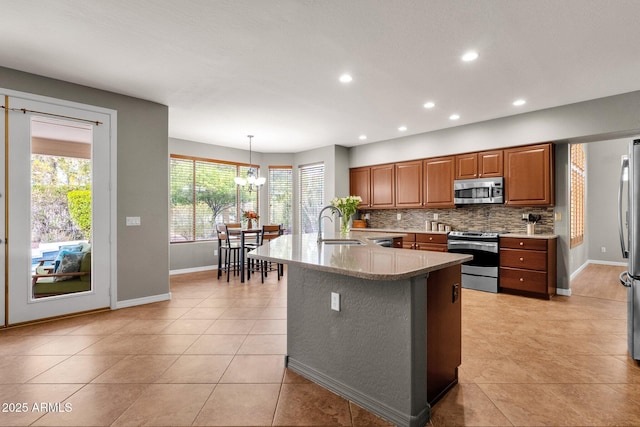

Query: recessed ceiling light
449 114 460 120
398 126 407 132
461 51 479 62
513 99 526 106
423 101 435 109
339 74 353 83
358 135 367 140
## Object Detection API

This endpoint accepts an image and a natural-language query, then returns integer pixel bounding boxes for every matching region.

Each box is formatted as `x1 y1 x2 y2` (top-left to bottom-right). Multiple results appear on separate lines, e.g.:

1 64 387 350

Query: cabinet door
478 150 503 177
504 143 553 206
371 164 395 208
349 167 371 208
424 156 455 208
455 153 478 179
395 160 423 207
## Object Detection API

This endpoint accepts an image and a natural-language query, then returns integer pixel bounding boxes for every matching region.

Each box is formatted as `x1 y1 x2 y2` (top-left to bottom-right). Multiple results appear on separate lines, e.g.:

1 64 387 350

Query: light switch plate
331 292 340 311
396 213 402 220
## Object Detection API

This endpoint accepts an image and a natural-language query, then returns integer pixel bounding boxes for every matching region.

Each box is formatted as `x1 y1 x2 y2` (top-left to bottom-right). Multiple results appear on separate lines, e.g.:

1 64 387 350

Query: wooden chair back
261 224 283 243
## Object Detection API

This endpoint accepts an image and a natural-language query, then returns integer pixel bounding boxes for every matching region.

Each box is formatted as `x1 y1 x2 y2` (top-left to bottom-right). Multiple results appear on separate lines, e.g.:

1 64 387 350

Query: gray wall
349 91 640 167
585 137 629 264
1 66 169 302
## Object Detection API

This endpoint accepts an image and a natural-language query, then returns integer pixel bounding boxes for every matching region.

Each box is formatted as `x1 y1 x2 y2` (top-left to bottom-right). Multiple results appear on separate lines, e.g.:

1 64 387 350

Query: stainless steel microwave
453 177 504 205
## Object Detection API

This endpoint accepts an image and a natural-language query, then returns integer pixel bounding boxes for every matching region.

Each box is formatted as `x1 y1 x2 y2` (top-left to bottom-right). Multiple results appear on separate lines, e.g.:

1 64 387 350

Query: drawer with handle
500 248 547 271
499 267 547 293
500 237 548 251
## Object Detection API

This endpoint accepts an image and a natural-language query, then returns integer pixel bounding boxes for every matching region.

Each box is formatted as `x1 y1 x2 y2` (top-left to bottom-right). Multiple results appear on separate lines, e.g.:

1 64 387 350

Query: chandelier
234 135 265 192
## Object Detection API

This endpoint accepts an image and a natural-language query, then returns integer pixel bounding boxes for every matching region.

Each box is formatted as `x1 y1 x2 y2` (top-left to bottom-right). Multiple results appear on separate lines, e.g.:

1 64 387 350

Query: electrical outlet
396 213 402 220
522 213 528 220
601 246 607 253
433 213 439 220
126 216 141 226
331 292 340 311
555 212 562 221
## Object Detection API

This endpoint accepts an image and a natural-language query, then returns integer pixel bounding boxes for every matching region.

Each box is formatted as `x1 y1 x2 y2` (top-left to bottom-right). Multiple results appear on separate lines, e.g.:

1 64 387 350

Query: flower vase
247 218 253 229
340 215 351 235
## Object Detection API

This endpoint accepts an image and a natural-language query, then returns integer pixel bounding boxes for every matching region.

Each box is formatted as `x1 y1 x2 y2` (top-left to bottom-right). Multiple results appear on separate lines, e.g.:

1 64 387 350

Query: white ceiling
2 0 640 153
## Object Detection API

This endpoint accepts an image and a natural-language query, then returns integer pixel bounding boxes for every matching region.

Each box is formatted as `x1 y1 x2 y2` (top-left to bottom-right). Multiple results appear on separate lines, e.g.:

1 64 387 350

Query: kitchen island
248 231 471 427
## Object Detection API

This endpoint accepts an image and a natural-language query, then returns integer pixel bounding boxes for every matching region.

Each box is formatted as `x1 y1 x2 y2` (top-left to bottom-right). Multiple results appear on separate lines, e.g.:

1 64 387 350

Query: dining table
229 227 261 283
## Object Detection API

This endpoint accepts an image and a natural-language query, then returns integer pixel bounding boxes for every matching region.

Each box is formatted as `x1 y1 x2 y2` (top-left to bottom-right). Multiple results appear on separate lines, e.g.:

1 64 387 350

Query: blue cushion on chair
53 249 82 272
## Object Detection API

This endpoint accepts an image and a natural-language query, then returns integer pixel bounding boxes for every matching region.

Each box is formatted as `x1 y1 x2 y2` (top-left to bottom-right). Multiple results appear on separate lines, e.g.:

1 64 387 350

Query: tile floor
0 264 639 426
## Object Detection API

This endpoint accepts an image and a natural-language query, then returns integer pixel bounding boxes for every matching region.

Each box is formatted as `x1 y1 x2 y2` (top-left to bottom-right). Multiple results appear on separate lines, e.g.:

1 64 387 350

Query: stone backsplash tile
360 205 555 234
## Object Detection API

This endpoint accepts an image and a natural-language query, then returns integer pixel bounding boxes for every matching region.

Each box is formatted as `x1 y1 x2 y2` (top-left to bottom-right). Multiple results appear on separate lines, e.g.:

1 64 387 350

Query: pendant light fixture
234 135 265 192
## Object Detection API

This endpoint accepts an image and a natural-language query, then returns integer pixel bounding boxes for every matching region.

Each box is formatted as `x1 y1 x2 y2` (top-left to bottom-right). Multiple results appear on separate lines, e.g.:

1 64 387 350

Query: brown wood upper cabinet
349 166 371 208
504 143 554 206
455 150 503 179
424 156 455 208
395 160 423 208
370 163 395 208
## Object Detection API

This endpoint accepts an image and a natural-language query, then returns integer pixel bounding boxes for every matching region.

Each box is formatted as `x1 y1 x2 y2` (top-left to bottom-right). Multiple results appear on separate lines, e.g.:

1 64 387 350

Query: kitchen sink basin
321 239 365 245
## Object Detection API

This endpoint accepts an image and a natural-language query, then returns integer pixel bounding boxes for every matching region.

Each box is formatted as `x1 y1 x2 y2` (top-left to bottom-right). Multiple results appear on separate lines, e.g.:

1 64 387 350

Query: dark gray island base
248 232 471 427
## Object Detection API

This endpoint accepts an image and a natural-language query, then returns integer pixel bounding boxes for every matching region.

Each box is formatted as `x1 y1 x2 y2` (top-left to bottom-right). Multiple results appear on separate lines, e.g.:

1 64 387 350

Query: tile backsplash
360 205 555 234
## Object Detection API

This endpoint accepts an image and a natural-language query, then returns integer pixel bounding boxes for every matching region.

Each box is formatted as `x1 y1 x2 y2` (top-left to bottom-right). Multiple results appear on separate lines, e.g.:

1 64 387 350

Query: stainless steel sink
321 239 364 245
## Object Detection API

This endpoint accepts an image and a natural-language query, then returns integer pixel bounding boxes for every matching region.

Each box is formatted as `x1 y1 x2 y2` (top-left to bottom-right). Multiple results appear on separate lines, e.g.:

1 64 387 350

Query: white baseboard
588 259 628 267
570 261 590 281
556 288 571 296
115 292 172 309
169 265 217 275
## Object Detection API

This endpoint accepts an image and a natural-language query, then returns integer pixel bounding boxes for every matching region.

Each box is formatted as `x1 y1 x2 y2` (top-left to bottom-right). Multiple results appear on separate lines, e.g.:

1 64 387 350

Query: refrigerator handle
619 271 631 288
619 155 630 259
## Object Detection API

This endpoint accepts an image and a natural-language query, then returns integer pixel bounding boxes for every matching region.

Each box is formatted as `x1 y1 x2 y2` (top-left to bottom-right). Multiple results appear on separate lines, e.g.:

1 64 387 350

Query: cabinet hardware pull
519 278 524 282
519 242 524 246
519 257 524 261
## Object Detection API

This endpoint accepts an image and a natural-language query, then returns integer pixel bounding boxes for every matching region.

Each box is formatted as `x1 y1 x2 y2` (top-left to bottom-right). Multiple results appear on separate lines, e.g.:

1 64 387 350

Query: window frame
268 165 293 234
170 154 259 243
298 162 325 234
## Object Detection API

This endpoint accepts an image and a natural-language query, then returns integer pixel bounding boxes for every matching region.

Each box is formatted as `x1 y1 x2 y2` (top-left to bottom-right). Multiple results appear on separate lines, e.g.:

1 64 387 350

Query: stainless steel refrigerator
618 139 640 361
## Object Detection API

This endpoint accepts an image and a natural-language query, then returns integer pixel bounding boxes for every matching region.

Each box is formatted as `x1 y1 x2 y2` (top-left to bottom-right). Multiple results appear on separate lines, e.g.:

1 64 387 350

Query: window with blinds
299 163 325 233
570 144 585 248
269 166 293 233
170 155 258 242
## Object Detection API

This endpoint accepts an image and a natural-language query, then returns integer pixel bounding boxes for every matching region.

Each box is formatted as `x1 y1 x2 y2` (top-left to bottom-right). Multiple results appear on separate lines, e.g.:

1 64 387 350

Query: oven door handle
447 240 498 253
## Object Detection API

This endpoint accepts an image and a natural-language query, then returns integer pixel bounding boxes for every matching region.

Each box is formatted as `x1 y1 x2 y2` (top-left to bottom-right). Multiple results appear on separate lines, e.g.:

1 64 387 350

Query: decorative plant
242 210 260 220
330 195 362 234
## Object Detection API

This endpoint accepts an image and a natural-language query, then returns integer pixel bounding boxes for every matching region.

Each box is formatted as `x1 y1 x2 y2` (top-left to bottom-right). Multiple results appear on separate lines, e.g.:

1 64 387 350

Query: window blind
269 166 293 233
570 144 585 248
299 163 324 233
170 157 194 242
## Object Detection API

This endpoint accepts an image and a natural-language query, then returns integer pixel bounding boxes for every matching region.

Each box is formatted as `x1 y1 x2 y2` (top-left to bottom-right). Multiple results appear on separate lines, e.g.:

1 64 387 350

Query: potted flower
330 195 362 234
242 210 260 229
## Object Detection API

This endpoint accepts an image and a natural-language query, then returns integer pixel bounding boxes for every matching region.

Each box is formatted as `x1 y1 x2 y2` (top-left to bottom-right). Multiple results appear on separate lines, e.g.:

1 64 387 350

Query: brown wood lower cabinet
426 264 461 404
499 236 557 299
401 232 448 252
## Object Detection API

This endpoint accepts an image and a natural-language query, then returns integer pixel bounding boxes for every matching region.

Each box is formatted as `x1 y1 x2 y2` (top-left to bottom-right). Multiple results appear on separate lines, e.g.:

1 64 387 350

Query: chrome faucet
317 205 343 244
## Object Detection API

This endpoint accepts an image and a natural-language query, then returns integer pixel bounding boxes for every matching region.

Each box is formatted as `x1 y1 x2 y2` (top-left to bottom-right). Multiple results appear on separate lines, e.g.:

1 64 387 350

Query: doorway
3 93 116 325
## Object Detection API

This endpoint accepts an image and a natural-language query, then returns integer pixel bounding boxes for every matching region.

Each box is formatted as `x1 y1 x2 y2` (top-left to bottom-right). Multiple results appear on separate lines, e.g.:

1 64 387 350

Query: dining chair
253 224 283 283
216 223 242 282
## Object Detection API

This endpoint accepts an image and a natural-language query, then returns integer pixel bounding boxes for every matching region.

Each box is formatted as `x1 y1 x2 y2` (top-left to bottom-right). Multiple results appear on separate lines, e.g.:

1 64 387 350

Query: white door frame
2 89 117 325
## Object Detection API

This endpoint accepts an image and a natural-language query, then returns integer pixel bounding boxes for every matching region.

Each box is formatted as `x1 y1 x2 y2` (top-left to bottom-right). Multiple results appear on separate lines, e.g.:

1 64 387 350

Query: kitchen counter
351 227 449 235
248 233 470 427
249 231 470 280
500 232 558 239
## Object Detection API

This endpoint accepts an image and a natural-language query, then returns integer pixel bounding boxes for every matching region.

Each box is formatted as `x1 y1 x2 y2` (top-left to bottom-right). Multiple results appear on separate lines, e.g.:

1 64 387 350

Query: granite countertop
500 233 558 239
352 227 557 239
248 231 471 281
351 227 449 235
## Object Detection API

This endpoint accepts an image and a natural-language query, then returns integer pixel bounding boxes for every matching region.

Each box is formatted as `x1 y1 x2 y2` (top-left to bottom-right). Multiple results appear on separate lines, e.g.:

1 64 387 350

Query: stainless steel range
447 231 499 293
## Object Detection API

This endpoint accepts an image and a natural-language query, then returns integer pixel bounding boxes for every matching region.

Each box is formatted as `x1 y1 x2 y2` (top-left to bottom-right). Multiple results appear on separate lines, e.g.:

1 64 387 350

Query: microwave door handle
619 155 629 259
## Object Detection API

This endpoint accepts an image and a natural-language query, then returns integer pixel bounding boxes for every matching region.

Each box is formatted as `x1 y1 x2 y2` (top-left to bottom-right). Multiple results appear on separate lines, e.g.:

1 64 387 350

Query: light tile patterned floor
0 265 638 426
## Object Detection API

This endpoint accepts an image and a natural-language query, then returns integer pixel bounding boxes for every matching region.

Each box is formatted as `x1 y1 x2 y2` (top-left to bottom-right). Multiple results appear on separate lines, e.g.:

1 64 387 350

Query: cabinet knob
519 242 524 246
519 278 524 282
429 237 433 241
519 257 524 262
